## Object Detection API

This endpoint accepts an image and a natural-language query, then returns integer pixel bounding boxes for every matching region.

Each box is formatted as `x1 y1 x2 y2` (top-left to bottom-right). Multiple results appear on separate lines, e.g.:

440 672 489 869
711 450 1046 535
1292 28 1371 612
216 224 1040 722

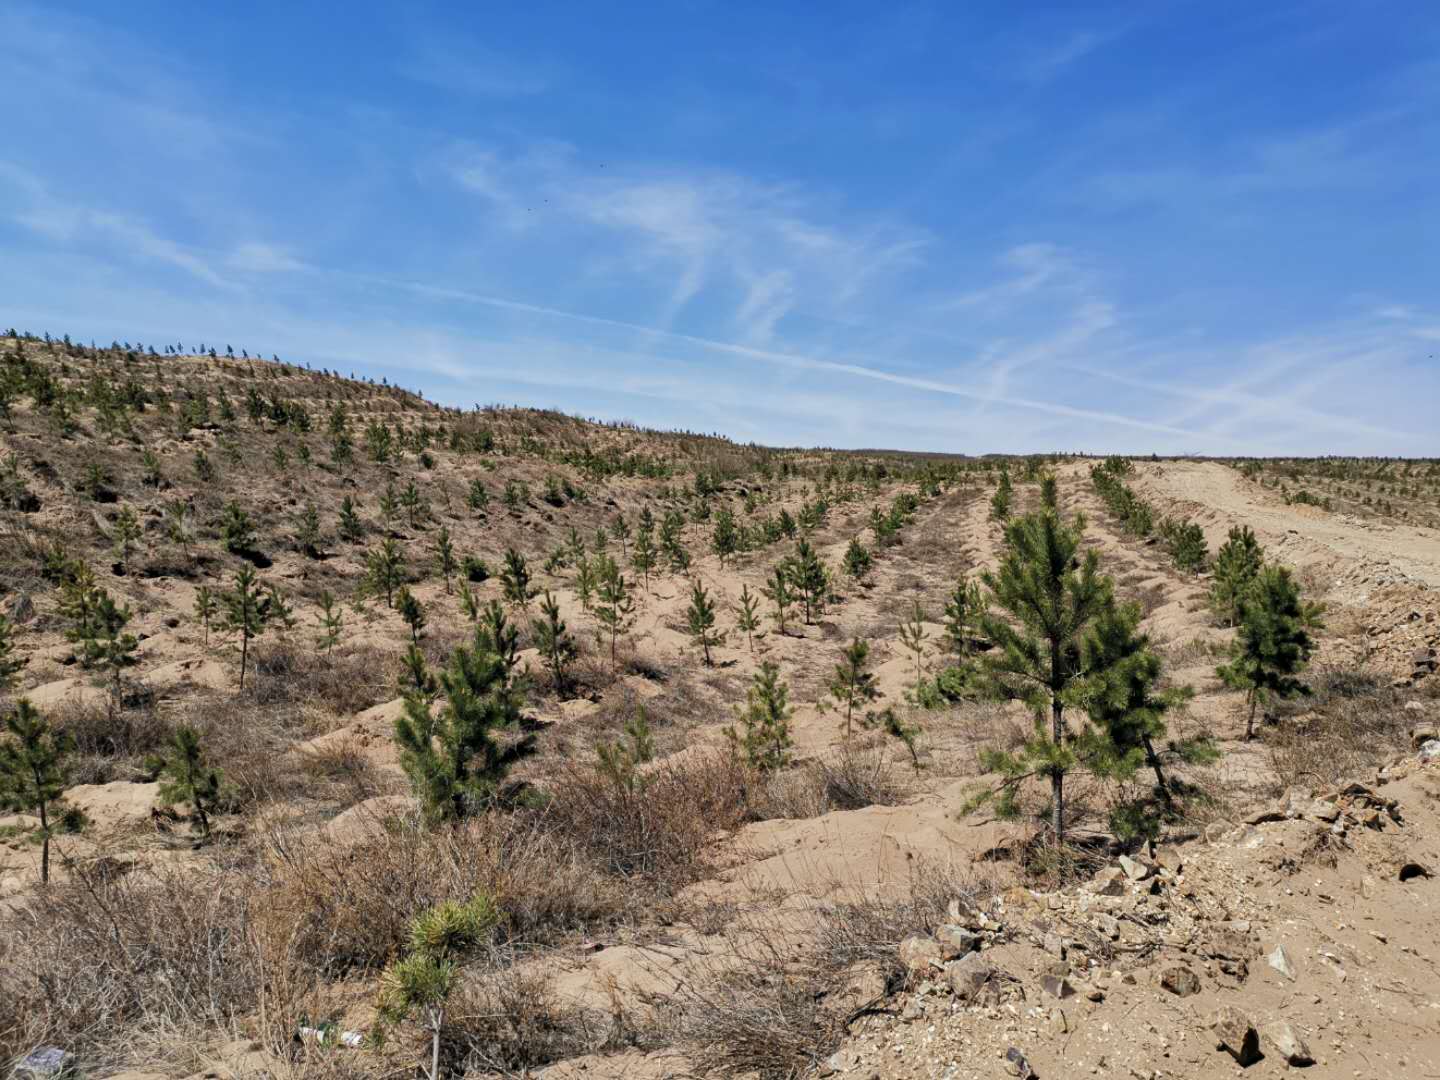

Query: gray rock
1040 973 1074 999
1210 1005 1261 1066
15 1048 73 1080
6 592 36 624
934 923 982 960
897 933 942 975
1260 1020 1314 1066
1118 854 1153 881
1267 944 1297 981
1003 1047 1034 1079
1160 965 1201 997
1090 865 1128 895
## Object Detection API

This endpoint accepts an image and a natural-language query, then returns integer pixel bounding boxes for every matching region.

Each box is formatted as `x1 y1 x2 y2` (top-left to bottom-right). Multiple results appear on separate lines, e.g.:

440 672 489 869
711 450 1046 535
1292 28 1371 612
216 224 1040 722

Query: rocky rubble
826 752 1440 1079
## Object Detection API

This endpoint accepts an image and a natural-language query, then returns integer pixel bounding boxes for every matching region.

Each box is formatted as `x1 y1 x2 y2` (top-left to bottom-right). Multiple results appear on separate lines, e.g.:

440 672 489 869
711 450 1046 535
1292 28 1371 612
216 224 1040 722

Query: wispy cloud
399 33 557 97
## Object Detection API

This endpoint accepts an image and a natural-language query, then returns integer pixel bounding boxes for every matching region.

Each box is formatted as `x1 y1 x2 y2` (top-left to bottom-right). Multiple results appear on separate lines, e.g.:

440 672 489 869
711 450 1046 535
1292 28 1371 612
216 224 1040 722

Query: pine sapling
686 579 721 666
734 583 761 652
150 725 222 838
727 660 793 771
0 698 78 883
533 590 577 696
396 587 427 645
829 637 880 738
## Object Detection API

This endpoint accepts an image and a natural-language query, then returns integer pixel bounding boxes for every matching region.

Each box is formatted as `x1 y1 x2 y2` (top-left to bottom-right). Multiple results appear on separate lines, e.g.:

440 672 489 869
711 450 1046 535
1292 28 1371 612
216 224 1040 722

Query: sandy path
1127 461 1440 592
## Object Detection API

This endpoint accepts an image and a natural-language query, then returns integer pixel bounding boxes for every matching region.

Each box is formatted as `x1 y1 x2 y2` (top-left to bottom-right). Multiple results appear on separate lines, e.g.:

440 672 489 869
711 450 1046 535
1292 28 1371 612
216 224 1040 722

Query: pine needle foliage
972 509 1113 842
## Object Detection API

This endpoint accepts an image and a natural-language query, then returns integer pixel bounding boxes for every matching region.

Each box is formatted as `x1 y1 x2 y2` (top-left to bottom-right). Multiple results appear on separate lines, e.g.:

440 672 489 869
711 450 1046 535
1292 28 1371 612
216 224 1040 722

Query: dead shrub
51 697 175 782
247 640 391 716
748 747 907 820
254 813 632 981
446 967 625 1074
0 862 258 1069
537 750 751 892
1267 664 1410 789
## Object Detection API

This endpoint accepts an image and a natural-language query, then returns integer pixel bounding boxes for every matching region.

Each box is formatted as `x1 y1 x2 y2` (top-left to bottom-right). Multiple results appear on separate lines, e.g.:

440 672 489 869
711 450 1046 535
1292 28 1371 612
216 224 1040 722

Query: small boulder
934 924 981 961
1090 865 1128 895
1119 854 1153 881
1260 1020 1314 1066
15 1048 73 1080
1267 944 1297 982
1040 973 1074 999
1210 1005 1262 1066
1160 965 1201 997
1003 1047 1034 1079
897 933 943 975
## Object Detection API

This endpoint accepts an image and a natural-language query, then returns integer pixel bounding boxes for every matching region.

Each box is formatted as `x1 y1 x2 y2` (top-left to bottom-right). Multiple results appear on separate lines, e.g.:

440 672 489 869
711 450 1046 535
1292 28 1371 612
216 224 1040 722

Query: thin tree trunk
1245 692 1257 740
239 631 249 690
37 795 50 885
1142 734 1173 808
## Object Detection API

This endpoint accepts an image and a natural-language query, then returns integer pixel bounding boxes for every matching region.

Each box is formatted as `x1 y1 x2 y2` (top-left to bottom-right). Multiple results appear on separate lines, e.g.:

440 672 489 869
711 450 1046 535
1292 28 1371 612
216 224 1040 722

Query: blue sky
1 2 1436 454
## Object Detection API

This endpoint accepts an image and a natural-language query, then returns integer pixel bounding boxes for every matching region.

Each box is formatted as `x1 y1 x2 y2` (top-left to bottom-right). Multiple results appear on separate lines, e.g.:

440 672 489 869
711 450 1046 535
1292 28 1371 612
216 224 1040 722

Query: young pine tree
1075 601 1209 835
378 895 500 1080
433 526 457 594
338 495 365 544
151 725 222 838
1217 565 1324 740
0 613 20 691
1209 525 1264 627
500 547 533 609
734 583 762 652
973 510 1113 843
476 599 520 673
396 587 427 645
0 699 76 883
990 470 1013 522
763 564 794 635
943 573 985 659
787 540 827 624
82 589 138 720
221 501 255 554
593 562 635 670
610 514 631 559
897 601 930 686
844 536 873 581
315 589 343 655
532 590 578 696
367 538 405 608
193 585 217 648
295 503 322 558
728 661 793 771
225 565 268 690
630 527 657 594
829 637 879 738
686 580 722 666
393 634 534 822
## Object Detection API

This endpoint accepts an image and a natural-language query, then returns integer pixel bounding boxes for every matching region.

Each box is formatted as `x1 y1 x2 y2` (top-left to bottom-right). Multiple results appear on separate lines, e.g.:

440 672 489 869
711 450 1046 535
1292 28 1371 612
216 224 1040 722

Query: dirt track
1127 461 1440 593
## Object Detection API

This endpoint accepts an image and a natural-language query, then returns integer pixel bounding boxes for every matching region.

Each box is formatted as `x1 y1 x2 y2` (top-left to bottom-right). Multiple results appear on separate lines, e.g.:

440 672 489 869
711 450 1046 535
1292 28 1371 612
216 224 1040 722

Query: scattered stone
1119 854 1153 881
1260 1020 1314 1066
1267 944 1297 981
15 1049 73 1080
1210 1005 1262 1066
1004 1047 1034 1079
1090 866 1128 895
6 591 36 624
1160 966 1201 997
898 934 943 975
1040 973 1075 999
1153 846 1183 874
934 923 982 960
1420 739 1440 764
